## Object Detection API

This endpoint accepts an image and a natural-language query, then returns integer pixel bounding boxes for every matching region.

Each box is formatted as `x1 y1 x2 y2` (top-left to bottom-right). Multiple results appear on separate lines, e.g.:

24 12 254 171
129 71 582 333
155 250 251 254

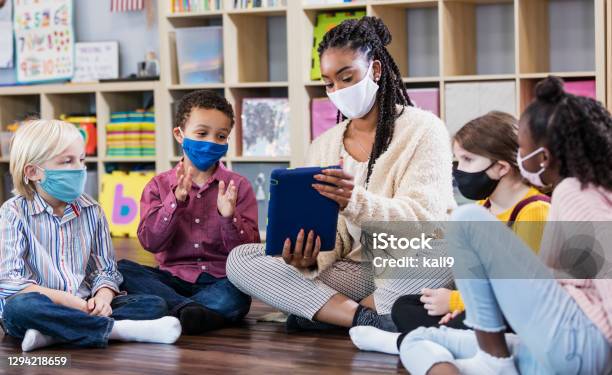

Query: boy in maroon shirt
118 90 259 334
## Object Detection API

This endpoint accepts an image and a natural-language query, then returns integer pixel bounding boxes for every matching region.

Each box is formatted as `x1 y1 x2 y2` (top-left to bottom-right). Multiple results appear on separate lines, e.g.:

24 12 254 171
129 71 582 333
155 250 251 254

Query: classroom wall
0 0 159 85
74 0 160 78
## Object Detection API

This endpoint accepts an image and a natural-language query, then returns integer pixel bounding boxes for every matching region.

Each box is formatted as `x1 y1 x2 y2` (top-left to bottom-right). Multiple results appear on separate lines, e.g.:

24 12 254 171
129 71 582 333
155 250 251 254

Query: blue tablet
265 166 341 256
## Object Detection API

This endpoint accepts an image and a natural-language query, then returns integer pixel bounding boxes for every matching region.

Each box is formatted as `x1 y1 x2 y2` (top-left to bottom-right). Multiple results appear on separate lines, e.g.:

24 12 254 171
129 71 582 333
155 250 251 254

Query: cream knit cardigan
304 105 456 278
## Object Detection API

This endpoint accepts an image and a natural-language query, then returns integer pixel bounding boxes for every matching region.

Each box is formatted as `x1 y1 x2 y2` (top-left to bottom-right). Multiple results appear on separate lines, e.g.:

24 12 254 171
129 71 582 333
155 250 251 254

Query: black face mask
453 163 500 200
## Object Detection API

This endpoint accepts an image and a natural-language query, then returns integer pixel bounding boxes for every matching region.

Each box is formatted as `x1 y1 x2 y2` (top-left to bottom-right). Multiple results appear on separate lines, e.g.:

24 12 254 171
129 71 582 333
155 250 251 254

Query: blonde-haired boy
0 120 181 352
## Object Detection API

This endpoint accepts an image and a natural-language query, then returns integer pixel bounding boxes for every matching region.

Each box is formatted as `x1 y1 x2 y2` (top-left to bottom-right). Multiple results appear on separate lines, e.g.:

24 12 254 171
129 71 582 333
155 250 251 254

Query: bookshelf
0 81 161 202
158 0 292 173
0 0 608 215
291 0 607 159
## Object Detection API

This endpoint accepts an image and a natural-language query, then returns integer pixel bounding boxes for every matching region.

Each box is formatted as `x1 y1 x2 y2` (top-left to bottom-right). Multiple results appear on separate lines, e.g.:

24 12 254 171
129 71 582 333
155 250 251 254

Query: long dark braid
318 16 413 184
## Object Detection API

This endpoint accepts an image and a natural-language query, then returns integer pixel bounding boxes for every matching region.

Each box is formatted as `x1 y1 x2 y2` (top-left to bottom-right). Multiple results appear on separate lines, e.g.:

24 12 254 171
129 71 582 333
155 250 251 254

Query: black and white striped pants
226 243 453 318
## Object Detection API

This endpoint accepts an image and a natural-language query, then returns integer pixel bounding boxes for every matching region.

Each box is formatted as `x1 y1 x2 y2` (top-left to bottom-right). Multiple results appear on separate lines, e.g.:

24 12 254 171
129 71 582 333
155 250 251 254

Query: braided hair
318 16 413 184
523 76 612 189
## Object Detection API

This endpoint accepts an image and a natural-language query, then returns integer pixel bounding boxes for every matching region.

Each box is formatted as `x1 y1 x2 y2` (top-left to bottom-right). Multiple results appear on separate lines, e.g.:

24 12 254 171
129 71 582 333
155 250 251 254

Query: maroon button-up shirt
137 162 260 282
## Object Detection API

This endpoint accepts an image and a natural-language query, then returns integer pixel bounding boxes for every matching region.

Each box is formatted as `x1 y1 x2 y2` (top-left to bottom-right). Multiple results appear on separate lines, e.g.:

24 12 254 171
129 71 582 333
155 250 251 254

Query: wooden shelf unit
0 81 162 201
0 0 608 204
294 0 604 155
158 0 293 171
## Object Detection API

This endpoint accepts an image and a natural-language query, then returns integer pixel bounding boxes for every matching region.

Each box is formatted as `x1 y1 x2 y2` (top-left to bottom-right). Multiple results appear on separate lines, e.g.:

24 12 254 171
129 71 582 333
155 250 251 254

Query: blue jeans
1 292 168 348
117 259 251 322
400 205 611 375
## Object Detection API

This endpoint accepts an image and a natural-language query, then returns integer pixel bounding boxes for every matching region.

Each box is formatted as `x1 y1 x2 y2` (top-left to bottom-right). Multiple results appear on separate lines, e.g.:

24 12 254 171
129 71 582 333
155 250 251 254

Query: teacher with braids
226 17 456 332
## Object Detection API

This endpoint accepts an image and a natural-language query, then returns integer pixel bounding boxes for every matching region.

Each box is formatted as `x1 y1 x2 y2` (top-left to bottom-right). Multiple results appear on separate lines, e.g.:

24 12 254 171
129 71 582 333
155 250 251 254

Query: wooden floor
0 239 406 374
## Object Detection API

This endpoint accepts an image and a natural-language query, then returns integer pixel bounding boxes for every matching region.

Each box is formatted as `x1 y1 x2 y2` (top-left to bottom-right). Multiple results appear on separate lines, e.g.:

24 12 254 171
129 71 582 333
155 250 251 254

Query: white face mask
327 62 379 119
517 147 547 187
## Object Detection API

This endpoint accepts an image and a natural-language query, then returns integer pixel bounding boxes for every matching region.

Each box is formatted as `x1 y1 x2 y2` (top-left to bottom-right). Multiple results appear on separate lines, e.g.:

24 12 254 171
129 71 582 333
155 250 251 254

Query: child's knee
3 292 49 321
138 295 169 318
401 326 458 353
216 280 252 321
117 259 142 275
399 338 455 375
224 295 251 322
405 326 438 341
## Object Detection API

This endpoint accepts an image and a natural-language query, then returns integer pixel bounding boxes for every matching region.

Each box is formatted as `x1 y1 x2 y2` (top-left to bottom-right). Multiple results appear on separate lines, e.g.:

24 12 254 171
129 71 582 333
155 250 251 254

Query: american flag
111 0 144 12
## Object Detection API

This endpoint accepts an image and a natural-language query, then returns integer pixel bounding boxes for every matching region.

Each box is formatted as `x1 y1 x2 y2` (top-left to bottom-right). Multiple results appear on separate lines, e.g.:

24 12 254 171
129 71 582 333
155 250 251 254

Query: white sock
109 316 181 344
21 329 59 352
455 349 519 375
399 337 456 375
349 326 401 355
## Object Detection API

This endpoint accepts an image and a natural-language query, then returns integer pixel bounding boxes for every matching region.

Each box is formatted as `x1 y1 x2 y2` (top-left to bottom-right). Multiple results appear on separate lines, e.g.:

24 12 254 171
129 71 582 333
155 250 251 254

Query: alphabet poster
100 171 155 238
13 0 74 83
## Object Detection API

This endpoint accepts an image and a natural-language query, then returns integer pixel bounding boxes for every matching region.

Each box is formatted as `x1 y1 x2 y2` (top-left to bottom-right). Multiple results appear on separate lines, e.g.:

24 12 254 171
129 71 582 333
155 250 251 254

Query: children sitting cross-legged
368 77 612 374
0 120 181 352
118 90 259 335
349 111 550 355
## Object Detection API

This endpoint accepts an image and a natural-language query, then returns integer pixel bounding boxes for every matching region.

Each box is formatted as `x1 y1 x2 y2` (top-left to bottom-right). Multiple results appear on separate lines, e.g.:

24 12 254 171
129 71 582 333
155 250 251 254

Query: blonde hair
10 120 84 200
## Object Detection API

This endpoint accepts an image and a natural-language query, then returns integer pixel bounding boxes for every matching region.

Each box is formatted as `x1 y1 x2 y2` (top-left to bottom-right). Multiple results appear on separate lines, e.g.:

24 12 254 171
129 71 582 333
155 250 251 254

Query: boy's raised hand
175 162 193 202
217 179 237 218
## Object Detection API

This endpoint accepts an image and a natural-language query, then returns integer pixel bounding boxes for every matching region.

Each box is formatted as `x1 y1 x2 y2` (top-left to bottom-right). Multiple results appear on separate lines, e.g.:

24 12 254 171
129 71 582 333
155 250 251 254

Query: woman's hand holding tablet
312 164 355 210
281 229 321 269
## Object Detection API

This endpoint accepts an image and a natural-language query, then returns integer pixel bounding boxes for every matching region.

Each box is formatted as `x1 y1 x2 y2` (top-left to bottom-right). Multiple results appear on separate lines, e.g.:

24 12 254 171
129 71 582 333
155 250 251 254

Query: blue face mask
37 167 87 203
180 129 228 171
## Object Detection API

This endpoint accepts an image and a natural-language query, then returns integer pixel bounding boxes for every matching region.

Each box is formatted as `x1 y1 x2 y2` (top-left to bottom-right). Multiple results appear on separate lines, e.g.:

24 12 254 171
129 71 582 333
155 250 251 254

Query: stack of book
171 0 222 13
106 111 155 158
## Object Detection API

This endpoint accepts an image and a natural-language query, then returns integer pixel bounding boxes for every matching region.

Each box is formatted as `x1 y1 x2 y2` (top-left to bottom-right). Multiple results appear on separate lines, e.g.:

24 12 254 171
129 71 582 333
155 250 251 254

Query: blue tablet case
265 166 340 256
